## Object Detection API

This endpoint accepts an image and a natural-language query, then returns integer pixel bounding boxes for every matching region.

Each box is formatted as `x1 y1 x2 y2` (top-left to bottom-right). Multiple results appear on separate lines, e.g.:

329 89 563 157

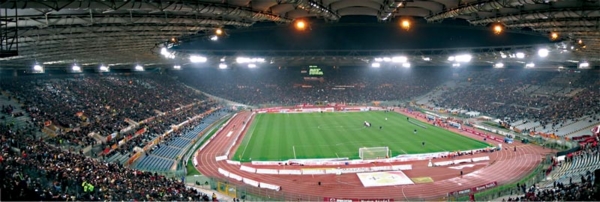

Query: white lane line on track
226 131 233 137
293 146 297 159
239 114 256 161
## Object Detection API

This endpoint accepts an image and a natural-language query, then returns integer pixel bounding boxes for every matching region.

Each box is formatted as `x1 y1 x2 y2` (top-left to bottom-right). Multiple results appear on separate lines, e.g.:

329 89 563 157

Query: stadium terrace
2 0 600 201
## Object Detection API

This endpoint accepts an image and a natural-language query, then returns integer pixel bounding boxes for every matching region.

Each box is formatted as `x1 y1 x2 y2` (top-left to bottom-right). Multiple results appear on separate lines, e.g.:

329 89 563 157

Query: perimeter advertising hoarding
323 197 393 202
447 181 498 196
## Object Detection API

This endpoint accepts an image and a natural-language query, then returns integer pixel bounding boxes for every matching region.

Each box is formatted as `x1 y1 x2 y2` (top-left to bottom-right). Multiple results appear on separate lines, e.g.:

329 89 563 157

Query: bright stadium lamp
210 35 218 41
494 62 504 68
455 54 472 62
579 62 590 69
173 65 181 70
550 32 559 41
99 65 109 72
215 28 223 36
402 62 411 68
219 63 228 69
72 64 81 72
189 55 207 63
383 57 391 62
493 24 503 35
392 56 407 63
452 63 460 67
33 64 44 71
525 62 535 68
371 62 381 68
447 56 455 61
248 64 257 68
400 19 411 30
516 52 525 59
295 19 307 31
134 65 144 71
374 58 383 62
538 49 549 57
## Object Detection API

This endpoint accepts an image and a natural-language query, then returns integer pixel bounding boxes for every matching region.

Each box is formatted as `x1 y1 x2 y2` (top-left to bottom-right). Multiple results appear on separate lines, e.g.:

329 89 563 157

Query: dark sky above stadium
178 16 551 51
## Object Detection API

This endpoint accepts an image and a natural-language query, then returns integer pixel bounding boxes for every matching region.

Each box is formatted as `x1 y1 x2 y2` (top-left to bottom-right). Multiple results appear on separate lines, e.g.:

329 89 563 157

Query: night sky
177 16 551 51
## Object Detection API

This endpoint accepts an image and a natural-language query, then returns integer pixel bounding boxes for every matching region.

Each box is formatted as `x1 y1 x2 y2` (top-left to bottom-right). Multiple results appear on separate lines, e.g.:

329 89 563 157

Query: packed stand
0 75 206 148
431 69 600 132
1 85 217 201
176 67 449 105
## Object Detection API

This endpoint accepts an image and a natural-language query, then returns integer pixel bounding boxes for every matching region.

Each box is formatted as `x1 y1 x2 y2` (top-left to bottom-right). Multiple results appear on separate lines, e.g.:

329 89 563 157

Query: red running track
195 111 553 200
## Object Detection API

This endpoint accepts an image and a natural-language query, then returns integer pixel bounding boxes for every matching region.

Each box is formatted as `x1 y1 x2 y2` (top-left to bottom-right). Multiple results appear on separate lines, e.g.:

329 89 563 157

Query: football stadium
1 0 600 201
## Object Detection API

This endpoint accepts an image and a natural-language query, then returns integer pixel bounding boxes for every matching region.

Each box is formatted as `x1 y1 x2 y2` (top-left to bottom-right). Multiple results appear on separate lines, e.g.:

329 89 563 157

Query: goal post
358 147 391 160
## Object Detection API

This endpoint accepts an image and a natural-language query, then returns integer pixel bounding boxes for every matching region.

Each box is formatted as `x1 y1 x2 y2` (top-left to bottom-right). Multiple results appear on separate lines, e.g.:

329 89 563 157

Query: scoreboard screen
308 65 323 76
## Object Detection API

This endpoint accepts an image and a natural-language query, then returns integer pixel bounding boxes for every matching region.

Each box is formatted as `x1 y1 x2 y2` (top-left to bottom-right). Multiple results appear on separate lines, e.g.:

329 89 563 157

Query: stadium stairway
544 154 600 188
131 110 229 172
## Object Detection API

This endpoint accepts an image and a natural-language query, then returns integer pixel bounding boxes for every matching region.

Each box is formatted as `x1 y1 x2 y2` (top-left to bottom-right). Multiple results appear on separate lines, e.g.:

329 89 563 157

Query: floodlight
383 57 391 62
579 62 589 68
248 64 257 68
516 52 525 59
134 65 144 71
295 20 307 31
33 64 43 71
400 19 411 30
99 65 109 72
493 24 503 34
455 54 472 62
371 62 381 68
210 35 218 41
402 63 411 68
173 65 181 70
189 55 207 63
525 62 535 68
447 56 455 61
452 63 460 67
550 32 559 40
500 53 507 58
422 57 431 61
160 47 168 55
215 28 223 36
219 63 228 69
537 49 549 57
72 64 81 72
374 58 383 62
391 56 407 63
578 39 583 44
494 63 504 68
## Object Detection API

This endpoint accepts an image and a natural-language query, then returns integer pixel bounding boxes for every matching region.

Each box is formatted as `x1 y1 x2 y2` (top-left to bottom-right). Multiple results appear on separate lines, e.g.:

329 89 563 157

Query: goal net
359 147 390 160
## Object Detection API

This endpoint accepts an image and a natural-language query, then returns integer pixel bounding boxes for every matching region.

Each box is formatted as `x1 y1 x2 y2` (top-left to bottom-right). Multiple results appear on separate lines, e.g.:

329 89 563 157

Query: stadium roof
1 0 599 69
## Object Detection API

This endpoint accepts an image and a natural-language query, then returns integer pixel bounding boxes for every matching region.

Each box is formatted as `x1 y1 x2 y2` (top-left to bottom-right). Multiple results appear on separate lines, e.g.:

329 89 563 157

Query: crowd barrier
432 156 490 167
218 168 281 191
239 164 412 175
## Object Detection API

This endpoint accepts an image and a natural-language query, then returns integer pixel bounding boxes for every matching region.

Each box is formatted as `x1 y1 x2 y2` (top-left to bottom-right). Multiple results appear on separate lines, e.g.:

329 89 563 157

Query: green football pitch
233 111 491 162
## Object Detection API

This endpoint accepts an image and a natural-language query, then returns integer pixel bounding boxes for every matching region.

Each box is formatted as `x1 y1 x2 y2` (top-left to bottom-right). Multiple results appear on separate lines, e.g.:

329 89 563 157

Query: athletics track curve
195 110 552 200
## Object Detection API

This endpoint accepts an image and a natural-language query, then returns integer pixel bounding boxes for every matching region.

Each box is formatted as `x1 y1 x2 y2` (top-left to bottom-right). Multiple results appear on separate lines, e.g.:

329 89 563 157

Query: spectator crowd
430 69 600 132
0 74 220 201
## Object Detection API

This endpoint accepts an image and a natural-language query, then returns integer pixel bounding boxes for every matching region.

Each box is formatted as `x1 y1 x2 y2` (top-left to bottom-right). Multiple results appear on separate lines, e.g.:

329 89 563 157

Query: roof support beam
427 0 547 22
